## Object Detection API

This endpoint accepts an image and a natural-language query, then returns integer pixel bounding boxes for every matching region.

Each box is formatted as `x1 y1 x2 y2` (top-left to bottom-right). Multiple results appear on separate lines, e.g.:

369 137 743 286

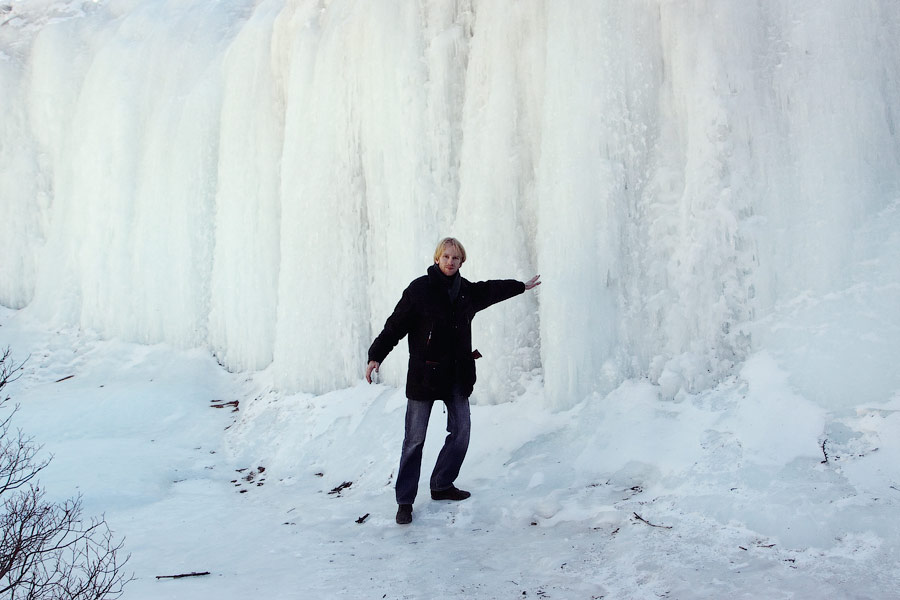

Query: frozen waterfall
1 0 899 408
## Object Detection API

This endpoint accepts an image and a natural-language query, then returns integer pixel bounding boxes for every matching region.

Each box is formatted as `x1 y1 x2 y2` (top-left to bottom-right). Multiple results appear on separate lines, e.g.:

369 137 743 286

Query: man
365 237 541 525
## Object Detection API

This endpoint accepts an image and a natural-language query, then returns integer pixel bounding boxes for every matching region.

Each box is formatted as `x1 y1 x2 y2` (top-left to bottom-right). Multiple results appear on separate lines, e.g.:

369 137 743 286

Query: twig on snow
633 512 672 529
328 481 353 495
156 572 211 580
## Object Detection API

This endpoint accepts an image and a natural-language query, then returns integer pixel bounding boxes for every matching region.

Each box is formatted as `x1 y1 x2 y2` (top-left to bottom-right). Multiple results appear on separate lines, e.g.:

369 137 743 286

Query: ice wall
1 0 899 408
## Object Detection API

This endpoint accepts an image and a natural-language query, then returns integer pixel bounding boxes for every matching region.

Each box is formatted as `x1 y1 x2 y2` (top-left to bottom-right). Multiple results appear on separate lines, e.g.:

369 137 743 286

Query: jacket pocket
422 360 450 393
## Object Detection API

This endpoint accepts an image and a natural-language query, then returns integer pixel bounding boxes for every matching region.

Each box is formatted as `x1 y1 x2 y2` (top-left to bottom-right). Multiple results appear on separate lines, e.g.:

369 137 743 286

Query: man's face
436 244 462 276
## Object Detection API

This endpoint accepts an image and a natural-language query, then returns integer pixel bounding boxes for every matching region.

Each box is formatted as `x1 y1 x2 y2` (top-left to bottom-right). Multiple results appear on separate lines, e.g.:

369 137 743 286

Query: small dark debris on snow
54 374 75 383
356 513 370 524
210 399 239 412
315 472 324 477
233 466 267 492
329 481 353 495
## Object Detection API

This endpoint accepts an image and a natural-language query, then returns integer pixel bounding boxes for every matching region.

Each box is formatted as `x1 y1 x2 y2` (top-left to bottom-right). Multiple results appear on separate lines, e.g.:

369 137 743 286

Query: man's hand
524 274 541 290
365 360 380 383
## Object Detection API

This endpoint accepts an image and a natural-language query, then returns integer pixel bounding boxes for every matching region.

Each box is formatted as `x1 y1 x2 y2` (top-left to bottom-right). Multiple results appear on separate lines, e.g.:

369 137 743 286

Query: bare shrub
1 348 130 599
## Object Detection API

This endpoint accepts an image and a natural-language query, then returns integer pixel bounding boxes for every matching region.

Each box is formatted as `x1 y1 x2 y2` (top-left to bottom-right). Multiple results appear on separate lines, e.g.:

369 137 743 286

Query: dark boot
396 503 413 525
430 486 471 501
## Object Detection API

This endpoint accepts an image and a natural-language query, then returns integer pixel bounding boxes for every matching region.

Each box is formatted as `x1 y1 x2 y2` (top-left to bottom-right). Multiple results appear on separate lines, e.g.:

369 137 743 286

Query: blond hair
433 237 467 263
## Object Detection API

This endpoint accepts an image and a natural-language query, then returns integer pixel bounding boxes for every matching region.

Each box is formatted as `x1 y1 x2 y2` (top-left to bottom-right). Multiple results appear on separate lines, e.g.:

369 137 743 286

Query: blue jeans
395 388 471 505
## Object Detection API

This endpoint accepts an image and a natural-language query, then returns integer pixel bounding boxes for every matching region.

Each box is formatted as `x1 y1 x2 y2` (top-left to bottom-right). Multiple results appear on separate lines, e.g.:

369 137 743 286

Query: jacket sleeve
367 286 416 364
470 279 526 313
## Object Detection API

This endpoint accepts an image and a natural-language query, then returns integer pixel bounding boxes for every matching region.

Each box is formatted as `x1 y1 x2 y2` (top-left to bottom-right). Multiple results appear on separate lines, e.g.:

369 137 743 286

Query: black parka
368 264 525 401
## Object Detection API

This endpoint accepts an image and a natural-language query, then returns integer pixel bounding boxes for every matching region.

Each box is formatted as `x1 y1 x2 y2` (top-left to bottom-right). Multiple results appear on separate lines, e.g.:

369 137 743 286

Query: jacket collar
428 264 462 302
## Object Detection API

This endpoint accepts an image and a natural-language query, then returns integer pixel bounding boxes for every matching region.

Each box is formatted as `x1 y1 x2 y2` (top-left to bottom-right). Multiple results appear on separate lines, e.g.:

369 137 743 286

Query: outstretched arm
524 274 541 290
470 274 540 313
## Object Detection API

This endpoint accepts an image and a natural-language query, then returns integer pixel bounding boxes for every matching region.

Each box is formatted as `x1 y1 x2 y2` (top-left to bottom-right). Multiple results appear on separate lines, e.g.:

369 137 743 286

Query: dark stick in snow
328 481 353 495
633 512 672 529
156 572 211 580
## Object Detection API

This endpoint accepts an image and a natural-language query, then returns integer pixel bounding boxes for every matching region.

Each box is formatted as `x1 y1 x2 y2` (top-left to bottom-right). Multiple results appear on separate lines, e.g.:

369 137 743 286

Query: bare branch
0 348 27 392
1 349 131 599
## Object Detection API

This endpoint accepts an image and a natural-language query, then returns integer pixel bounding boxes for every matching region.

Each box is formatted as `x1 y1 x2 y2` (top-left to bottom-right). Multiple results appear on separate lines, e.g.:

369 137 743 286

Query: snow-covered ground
3 303 899 600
